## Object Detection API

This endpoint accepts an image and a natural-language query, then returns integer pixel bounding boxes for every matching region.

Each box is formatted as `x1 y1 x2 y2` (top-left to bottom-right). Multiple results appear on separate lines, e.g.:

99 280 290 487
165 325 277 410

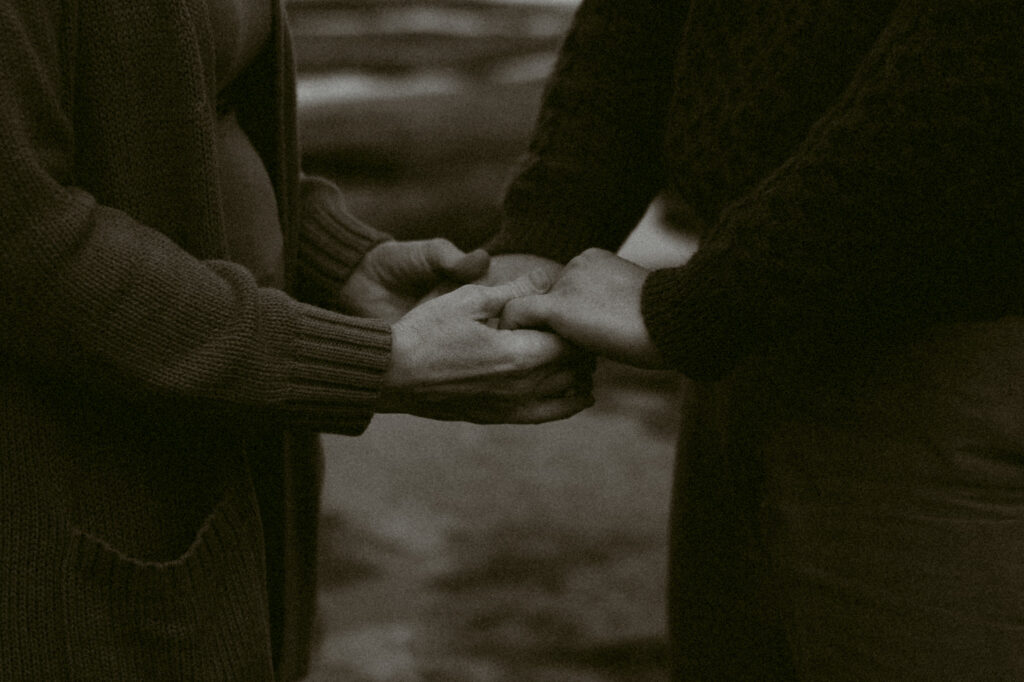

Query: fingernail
526 267 554 291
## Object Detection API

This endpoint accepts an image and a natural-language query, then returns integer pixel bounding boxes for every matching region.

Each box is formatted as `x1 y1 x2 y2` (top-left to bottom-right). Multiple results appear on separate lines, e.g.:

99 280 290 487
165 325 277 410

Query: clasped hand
451 250 662 368
346 240 662 424
419 251 661 372
342 238 594 424
497 249 664 369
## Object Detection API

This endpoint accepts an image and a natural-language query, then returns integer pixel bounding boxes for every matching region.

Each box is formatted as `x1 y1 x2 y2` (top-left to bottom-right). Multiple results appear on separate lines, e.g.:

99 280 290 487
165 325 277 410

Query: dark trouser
669 316 1024 681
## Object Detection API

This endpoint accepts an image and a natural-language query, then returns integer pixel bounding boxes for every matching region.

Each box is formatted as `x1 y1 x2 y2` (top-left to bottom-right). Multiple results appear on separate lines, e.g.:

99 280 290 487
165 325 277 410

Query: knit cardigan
489 0 1024 380
1 1 395 679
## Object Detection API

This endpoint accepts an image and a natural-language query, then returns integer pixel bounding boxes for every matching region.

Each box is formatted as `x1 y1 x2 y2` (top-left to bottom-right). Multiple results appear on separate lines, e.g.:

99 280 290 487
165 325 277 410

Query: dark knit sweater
491 3 1024 678
0 0 394 678
490 0 1024 381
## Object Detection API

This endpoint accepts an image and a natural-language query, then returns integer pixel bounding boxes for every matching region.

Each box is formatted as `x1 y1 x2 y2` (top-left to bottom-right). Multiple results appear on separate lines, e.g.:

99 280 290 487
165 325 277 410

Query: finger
445 248 490 282
532 368 591 398
498 294 552 331
504 393 596 424
427 241 489 283
469 269 555 321
502 327 577 367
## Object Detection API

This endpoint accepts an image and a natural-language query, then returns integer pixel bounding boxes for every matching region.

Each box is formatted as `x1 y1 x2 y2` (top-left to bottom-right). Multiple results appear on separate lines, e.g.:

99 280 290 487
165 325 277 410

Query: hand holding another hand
339 238 490 323
500 249 664 369
470 253 564 289
378 269 595 424
421 252 564 303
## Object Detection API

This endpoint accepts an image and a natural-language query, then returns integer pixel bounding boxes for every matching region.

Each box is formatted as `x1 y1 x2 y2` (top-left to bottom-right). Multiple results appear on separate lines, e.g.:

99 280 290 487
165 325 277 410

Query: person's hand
474 253 563 287
422 253 563 301
499 248 664 369
378 269 595 423
339 239 490 323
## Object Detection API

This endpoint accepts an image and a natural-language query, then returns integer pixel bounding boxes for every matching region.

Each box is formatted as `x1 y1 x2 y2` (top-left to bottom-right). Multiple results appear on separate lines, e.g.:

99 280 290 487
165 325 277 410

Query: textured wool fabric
209 0 285 287
208 0 272 90
0 0 394 678
489 1 1024 679
491 0 1024 379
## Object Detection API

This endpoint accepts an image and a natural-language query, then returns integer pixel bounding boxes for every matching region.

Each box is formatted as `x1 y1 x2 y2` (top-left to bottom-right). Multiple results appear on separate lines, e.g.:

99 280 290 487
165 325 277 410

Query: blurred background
289 1 696 679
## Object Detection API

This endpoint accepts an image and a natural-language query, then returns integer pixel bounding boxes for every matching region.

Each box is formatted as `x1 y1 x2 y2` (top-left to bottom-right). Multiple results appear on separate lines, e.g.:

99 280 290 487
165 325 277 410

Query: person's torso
209 0 285 287
69 0 289 265
663 1 896 223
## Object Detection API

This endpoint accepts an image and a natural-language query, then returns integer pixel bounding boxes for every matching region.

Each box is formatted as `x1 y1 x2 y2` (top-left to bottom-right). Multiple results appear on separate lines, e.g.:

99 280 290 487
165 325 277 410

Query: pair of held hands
339 239 663 425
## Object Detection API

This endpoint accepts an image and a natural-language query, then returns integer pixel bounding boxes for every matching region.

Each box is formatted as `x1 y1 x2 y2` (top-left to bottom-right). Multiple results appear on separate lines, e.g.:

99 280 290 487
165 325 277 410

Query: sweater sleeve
642 1 1024 381
0 2 389 434
293 174 392 311
487 0 690 262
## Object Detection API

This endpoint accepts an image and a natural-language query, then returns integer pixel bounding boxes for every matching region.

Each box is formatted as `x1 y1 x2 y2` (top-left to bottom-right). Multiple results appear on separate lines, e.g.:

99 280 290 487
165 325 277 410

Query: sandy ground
308 362 682 681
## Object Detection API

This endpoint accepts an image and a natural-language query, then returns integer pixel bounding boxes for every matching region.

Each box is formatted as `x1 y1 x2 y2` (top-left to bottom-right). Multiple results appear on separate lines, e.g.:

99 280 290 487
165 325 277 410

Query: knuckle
461 283 488 300
502 346 532 374
507 334 548 365
498 349 529 376
369 242 394 261
428 237 451 253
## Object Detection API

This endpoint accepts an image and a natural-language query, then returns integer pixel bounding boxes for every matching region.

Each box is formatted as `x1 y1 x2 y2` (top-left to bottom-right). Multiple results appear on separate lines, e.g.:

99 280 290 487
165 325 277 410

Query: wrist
376 320 416 413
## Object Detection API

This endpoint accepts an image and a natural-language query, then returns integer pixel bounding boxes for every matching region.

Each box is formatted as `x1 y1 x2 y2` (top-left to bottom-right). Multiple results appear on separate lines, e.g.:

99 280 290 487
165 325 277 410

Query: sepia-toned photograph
2 0 1022 680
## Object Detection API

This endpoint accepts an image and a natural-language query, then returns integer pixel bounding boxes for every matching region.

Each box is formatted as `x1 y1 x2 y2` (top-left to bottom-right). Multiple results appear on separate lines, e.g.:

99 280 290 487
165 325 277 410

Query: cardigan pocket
61 476 276 680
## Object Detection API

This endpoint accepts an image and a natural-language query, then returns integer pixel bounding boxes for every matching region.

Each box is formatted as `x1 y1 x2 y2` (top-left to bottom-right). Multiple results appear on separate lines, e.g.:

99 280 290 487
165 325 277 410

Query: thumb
427 241 489 283
498 293 550 331
473 268 555 320
446 248 490 282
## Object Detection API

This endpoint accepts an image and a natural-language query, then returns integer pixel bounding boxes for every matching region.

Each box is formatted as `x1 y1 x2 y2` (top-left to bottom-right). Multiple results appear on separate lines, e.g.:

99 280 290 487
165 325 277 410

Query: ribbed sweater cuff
297 177 392 310
641 255 767 382
281 302 391 434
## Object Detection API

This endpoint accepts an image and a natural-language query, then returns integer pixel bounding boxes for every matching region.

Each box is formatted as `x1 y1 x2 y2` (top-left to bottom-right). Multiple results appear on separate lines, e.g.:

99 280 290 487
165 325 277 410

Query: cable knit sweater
0 1 394 678
490 0 1024 380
